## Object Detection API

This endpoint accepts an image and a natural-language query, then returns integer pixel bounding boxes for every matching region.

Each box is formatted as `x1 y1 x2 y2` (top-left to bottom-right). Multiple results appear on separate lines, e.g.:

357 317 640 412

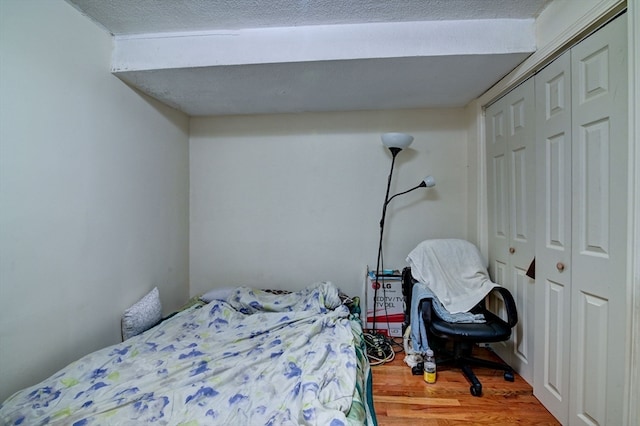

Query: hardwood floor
370 346 560 425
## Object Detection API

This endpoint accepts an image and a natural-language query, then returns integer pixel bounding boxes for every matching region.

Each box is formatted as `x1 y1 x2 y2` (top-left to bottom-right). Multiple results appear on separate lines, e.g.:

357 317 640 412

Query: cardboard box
365 268 405 337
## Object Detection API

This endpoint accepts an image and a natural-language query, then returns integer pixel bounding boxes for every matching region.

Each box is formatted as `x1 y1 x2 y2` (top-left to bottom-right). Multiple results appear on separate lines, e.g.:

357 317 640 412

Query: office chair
402 242 518 397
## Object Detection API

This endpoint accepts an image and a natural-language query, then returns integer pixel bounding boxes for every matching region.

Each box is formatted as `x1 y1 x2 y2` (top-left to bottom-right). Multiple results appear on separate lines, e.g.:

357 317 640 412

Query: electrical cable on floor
364 331 404 366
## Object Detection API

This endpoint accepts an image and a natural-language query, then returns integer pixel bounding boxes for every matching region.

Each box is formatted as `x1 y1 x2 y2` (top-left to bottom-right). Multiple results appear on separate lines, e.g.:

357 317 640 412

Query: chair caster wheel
470 384 482 397
504 371 515 382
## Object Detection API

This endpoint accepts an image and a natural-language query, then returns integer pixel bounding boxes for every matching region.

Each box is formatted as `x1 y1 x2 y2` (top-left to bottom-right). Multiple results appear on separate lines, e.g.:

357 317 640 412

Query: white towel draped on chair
406 239 498 314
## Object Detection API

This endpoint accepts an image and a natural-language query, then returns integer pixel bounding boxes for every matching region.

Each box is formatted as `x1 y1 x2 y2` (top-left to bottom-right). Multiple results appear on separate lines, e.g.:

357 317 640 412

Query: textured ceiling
68 0 550 34
66 0 552 116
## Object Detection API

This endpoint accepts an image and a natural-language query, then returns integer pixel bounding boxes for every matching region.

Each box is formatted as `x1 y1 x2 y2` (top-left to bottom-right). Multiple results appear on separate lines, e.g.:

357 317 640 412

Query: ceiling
67 0 552 116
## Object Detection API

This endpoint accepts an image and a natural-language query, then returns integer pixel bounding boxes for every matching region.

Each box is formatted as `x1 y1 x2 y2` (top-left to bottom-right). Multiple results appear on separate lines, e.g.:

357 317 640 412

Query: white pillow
121 287 162 340
200 287 235 303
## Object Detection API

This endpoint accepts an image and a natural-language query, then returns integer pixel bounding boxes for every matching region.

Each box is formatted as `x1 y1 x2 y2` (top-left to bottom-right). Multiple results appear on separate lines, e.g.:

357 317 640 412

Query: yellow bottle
423 349 436 384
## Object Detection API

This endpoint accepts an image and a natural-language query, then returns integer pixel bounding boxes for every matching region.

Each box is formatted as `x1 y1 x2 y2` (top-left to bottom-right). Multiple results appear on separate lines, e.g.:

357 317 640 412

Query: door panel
494 154 509 239
513 266 531 365
544 279 566 399
573 292 609 425
547 133 569 249
486 79 535 383
569 14 627 426
534 50 572 424
576 119 610 255
487 103 509 265
505 79 536 383
511 146 529 241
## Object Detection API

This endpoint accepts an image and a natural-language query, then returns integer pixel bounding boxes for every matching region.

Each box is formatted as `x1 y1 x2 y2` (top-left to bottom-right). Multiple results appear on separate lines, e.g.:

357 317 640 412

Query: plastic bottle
423 349 436 384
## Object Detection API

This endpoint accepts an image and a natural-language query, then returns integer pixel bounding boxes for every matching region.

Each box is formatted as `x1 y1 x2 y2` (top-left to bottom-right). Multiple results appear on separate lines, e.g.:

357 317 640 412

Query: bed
0 282 376 425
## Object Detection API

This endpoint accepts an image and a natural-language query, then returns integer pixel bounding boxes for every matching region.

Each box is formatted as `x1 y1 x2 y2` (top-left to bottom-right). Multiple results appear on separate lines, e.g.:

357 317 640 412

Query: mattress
0 282 376 425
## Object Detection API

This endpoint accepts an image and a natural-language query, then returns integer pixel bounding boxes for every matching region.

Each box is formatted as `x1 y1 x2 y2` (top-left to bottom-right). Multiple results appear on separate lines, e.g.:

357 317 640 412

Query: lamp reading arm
373 175 435 331
384 176 436 207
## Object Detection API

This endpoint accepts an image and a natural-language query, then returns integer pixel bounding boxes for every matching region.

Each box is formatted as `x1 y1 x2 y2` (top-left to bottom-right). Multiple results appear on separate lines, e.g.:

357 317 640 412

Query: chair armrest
489 286 518 328
402 267 416 324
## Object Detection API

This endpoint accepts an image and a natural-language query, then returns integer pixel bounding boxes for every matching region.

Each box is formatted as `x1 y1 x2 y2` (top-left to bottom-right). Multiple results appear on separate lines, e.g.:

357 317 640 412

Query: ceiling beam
112 19 536 72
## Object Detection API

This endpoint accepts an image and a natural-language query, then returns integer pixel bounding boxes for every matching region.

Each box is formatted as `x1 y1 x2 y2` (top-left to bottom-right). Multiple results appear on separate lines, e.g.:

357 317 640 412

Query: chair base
434 341 515 397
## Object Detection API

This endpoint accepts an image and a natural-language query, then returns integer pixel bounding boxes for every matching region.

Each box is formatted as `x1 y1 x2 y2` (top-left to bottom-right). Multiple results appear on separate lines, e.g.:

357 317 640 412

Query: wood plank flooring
371 346 560 425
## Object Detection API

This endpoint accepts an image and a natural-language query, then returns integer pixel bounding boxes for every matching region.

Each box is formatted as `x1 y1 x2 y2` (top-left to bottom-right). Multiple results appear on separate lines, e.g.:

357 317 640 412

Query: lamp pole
373 149 400 332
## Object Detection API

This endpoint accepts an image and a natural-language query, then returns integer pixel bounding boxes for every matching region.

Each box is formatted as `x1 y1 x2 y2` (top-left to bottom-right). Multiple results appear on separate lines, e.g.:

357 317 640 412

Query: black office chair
402 266 518 397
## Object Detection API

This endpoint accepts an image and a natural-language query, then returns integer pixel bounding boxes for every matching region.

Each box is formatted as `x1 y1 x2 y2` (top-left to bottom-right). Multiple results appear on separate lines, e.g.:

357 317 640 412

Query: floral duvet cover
0 282 374 425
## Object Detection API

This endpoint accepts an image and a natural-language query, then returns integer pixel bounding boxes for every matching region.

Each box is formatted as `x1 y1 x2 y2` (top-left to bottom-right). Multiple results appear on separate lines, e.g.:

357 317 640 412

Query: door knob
509 247 515 254
556 262 565 272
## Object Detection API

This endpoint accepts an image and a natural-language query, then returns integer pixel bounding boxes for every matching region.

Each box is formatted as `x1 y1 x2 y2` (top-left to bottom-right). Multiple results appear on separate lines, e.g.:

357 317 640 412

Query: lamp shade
381 133 414 150
422 175 436 188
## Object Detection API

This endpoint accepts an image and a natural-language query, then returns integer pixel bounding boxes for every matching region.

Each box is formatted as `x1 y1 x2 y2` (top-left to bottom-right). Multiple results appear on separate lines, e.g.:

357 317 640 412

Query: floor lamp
372 132 436 333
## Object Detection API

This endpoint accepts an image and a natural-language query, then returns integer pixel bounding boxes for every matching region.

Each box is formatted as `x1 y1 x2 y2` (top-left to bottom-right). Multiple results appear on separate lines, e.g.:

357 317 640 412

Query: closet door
486 94 510 296
485 79 536 384
569 14 627 426
534 13 627 425
534 50 572 425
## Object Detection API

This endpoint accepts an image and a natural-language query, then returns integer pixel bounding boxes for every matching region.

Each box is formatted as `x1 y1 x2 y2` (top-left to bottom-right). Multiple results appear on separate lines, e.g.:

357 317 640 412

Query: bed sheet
1 282 373 425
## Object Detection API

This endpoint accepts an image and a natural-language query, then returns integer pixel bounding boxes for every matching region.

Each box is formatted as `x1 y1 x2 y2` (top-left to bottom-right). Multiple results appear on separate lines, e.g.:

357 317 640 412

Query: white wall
0 1 190 400
190 109 468 300
534 0 611 49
